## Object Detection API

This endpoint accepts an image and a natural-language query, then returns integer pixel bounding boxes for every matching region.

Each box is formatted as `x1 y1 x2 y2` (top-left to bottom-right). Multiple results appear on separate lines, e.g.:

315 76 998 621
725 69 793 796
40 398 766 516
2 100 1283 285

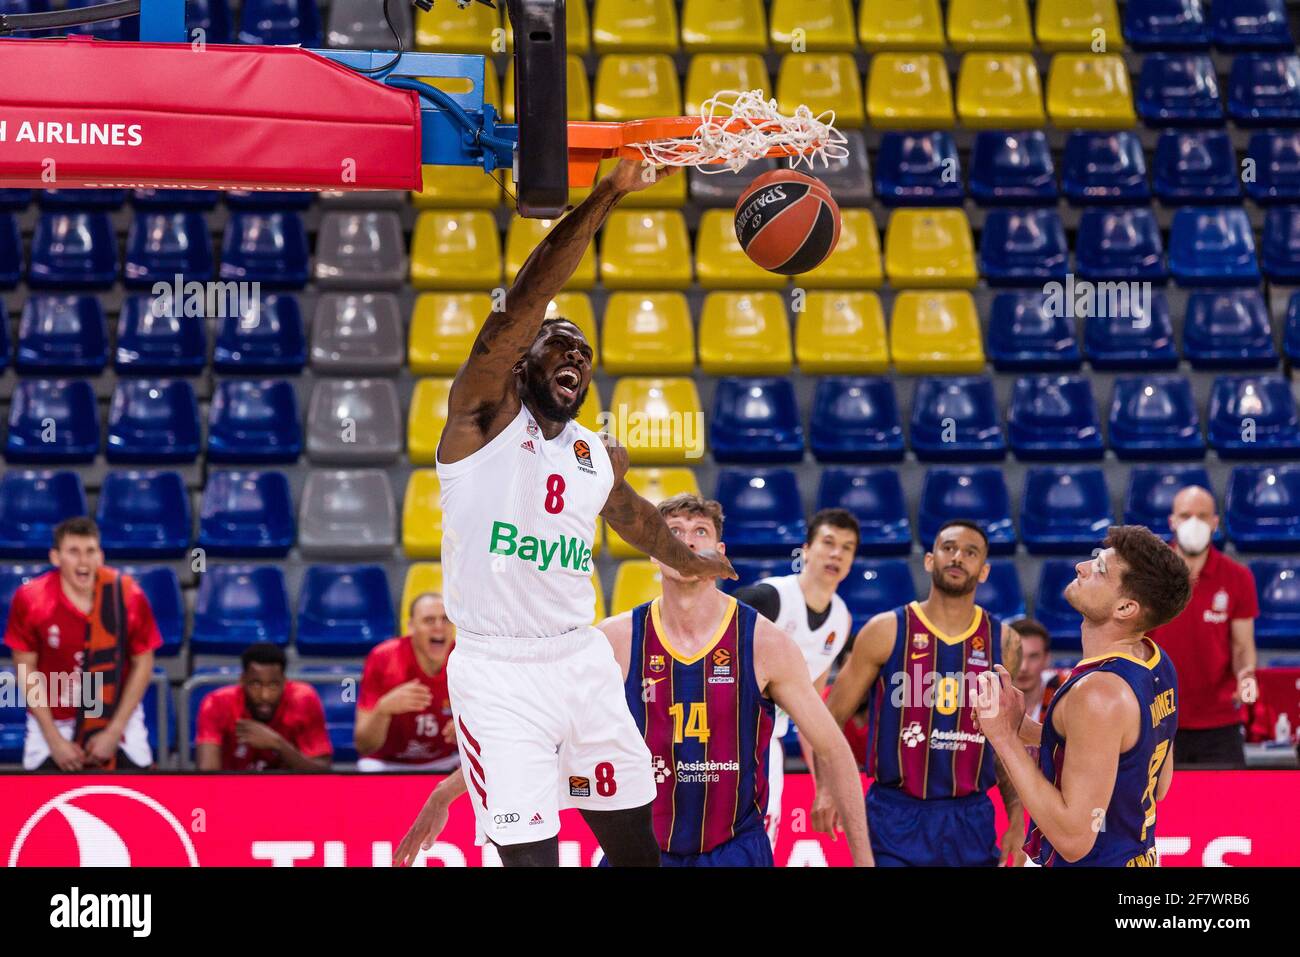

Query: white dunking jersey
437 405 613 639
759 574 852 736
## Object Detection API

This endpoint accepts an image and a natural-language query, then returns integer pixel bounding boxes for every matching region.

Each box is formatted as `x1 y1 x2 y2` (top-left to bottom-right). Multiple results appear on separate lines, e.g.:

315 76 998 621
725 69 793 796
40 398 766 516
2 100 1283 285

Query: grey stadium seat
689 157 779 207
310 293 405 375
326 0 413 49
297 468 398 558
305 378 403 465
313 210 408 289
785 129 872 206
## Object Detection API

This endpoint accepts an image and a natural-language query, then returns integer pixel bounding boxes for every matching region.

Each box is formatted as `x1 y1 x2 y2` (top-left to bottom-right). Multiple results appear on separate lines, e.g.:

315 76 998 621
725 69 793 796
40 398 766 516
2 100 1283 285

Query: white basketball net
632 89 850 174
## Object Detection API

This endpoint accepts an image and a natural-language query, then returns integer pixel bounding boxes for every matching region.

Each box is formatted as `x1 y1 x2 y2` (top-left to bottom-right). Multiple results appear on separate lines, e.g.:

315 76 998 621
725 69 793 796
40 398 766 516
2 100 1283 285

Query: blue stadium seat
1226 465 1300 551
0 668 21 759
978 208 1069 285
1007 375 1105 461
107 379 201 464
986 291 1082 371
1168 206 1260 284
710 378 805 464
1251 560 1300 648
1035 560 1085 648
224 190 316 211
5 379 99 463
815 468 911 556
141 664 176 754
1108 375 1205 460
1184 289 1278 369
1212 0 1293 51
1123 465 1216 535
27 211 118 289
0 213 20 288
219 211 310 288
840 559 915 631
1286 292 1300 363
16 294 108 374
911 377 1006 462
1136 53 1225 126
115 294 208 375
1229 53 1300 125
198 470 296 557
187 0 233 43
1021 466 1114 554
212 294 307 373
297 564 395 657
873 131 963 207
192 564 292 654
968 131 1057 206
1124 0 1210 50
0 190 32 212
65 0 137 38
1075 206 1167 281
207 380 303 463
714 469 807 557
977 561 1026 622
300 664 358 761
1209 375 1300 458
1245 131 1300 203
1061 131 1150 205
123 211 214 289
917 467 1016 555
96 471 191 558
1083 292 1179 370
119 565 185 658
719 558 790 594
1262 206 1300 281
0 471 87 558
132 188 221 211
38 189 128 210
809 377 905 463
1153 130 1241 202
238 0 322 46
0 565 50 645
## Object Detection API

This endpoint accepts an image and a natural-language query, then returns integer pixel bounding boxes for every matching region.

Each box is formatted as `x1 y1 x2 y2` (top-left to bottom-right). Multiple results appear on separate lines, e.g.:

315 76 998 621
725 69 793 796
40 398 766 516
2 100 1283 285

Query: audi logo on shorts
493 812 520 825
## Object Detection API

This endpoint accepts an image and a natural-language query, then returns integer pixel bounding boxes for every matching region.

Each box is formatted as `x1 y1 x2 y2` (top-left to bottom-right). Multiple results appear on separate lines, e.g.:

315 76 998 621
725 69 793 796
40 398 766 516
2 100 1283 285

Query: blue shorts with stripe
598 825 774 867
867 782 999 867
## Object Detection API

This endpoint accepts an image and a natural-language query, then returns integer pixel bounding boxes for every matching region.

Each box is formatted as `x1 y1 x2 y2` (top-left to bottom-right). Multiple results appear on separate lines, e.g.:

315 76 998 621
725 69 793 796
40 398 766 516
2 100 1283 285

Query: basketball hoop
566 90 849 187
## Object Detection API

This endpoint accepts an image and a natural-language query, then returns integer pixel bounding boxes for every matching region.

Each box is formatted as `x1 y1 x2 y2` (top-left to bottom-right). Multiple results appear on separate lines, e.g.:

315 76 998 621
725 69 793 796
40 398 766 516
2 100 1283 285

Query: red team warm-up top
357 636 457 764
195 683 333 771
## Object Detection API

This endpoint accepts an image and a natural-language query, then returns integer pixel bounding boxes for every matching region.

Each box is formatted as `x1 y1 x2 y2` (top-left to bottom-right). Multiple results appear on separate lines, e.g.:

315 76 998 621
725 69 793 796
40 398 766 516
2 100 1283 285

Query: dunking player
976 527 1190 866
397 494 871 867
733 508 857 848
410 160 734 868
824 520 1025 866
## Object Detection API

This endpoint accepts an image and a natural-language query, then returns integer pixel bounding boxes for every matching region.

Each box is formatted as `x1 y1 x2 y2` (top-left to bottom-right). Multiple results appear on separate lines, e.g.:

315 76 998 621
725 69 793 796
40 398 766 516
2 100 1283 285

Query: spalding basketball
734 169 841 275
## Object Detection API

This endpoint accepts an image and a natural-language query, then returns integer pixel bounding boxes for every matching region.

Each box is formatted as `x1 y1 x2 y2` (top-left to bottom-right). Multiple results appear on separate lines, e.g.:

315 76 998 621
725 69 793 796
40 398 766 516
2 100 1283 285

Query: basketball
733 169 841 275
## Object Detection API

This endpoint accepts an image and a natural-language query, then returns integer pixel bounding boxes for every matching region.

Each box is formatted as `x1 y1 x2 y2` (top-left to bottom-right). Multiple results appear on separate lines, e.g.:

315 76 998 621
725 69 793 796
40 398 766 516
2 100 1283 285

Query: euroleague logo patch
709 647 733 685
568 776 591 798
573 439 596 474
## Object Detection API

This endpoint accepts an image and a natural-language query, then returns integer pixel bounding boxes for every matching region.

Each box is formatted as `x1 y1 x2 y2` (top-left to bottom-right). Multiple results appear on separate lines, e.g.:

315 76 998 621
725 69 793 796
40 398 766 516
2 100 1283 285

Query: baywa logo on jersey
569 776 591 798
709 647 734 685
573 439 596 474
902 721 927 748
649 654 666 674
489 520 592 573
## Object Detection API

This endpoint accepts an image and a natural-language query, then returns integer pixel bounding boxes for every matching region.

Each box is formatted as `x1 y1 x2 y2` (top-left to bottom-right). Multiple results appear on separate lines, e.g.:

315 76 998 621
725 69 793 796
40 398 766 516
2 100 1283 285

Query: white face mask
1175 517 1212 555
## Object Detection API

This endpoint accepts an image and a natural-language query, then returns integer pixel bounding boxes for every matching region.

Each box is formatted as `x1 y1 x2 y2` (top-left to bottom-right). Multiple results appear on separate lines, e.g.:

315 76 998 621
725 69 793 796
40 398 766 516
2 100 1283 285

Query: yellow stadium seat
698 292 793 375
507 0 590 55
883 208 977 289
410 210 502 290
402 470 443 559
798 209 883 289
504 56 590 123
795 291 889 374
408 378 453 465
602 292 695 374
409 292 489 376
776 53 865 126
770 0 857 52
401 563 443 623
612 560 663 613
591 567 607 623
685 54 772 115
890 291 986 374
415 1 499 52
593 54 683 121
608 377 706 464
947 0 1033 51
606 468 702 557
1036 0 1124 52
956 53 1045 129
591 0 679 53
506 216 598 290
412 165 501 210
866 53 955 129
858 0 945 51
681 0 767 53
600 210 693 290
544 294 599 362
578 382 605 433
1046 53 1135 129
596 157 687 208
695 209 790 291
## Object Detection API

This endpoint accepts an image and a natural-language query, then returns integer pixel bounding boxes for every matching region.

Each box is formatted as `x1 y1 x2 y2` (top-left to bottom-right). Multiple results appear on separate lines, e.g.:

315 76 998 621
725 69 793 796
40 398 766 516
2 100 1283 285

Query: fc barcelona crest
649 654 666 673
912 633 930 650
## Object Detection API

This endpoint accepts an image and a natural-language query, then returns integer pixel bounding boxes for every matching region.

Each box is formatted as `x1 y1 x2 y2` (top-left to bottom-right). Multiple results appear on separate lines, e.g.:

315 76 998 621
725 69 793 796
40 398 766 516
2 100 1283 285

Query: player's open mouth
73 568 93 585
553 366 581 399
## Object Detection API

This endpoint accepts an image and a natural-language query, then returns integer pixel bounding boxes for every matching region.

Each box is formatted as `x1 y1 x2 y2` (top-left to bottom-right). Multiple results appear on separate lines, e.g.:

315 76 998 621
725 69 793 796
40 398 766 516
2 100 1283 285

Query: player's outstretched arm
758 621 873 865
396 769 469 866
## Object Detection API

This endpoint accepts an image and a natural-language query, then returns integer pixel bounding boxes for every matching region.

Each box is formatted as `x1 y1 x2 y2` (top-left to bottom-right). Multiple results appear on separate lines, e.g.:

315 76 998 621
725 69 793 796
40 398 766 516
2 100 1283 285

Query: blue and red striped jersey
623 596 775 856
